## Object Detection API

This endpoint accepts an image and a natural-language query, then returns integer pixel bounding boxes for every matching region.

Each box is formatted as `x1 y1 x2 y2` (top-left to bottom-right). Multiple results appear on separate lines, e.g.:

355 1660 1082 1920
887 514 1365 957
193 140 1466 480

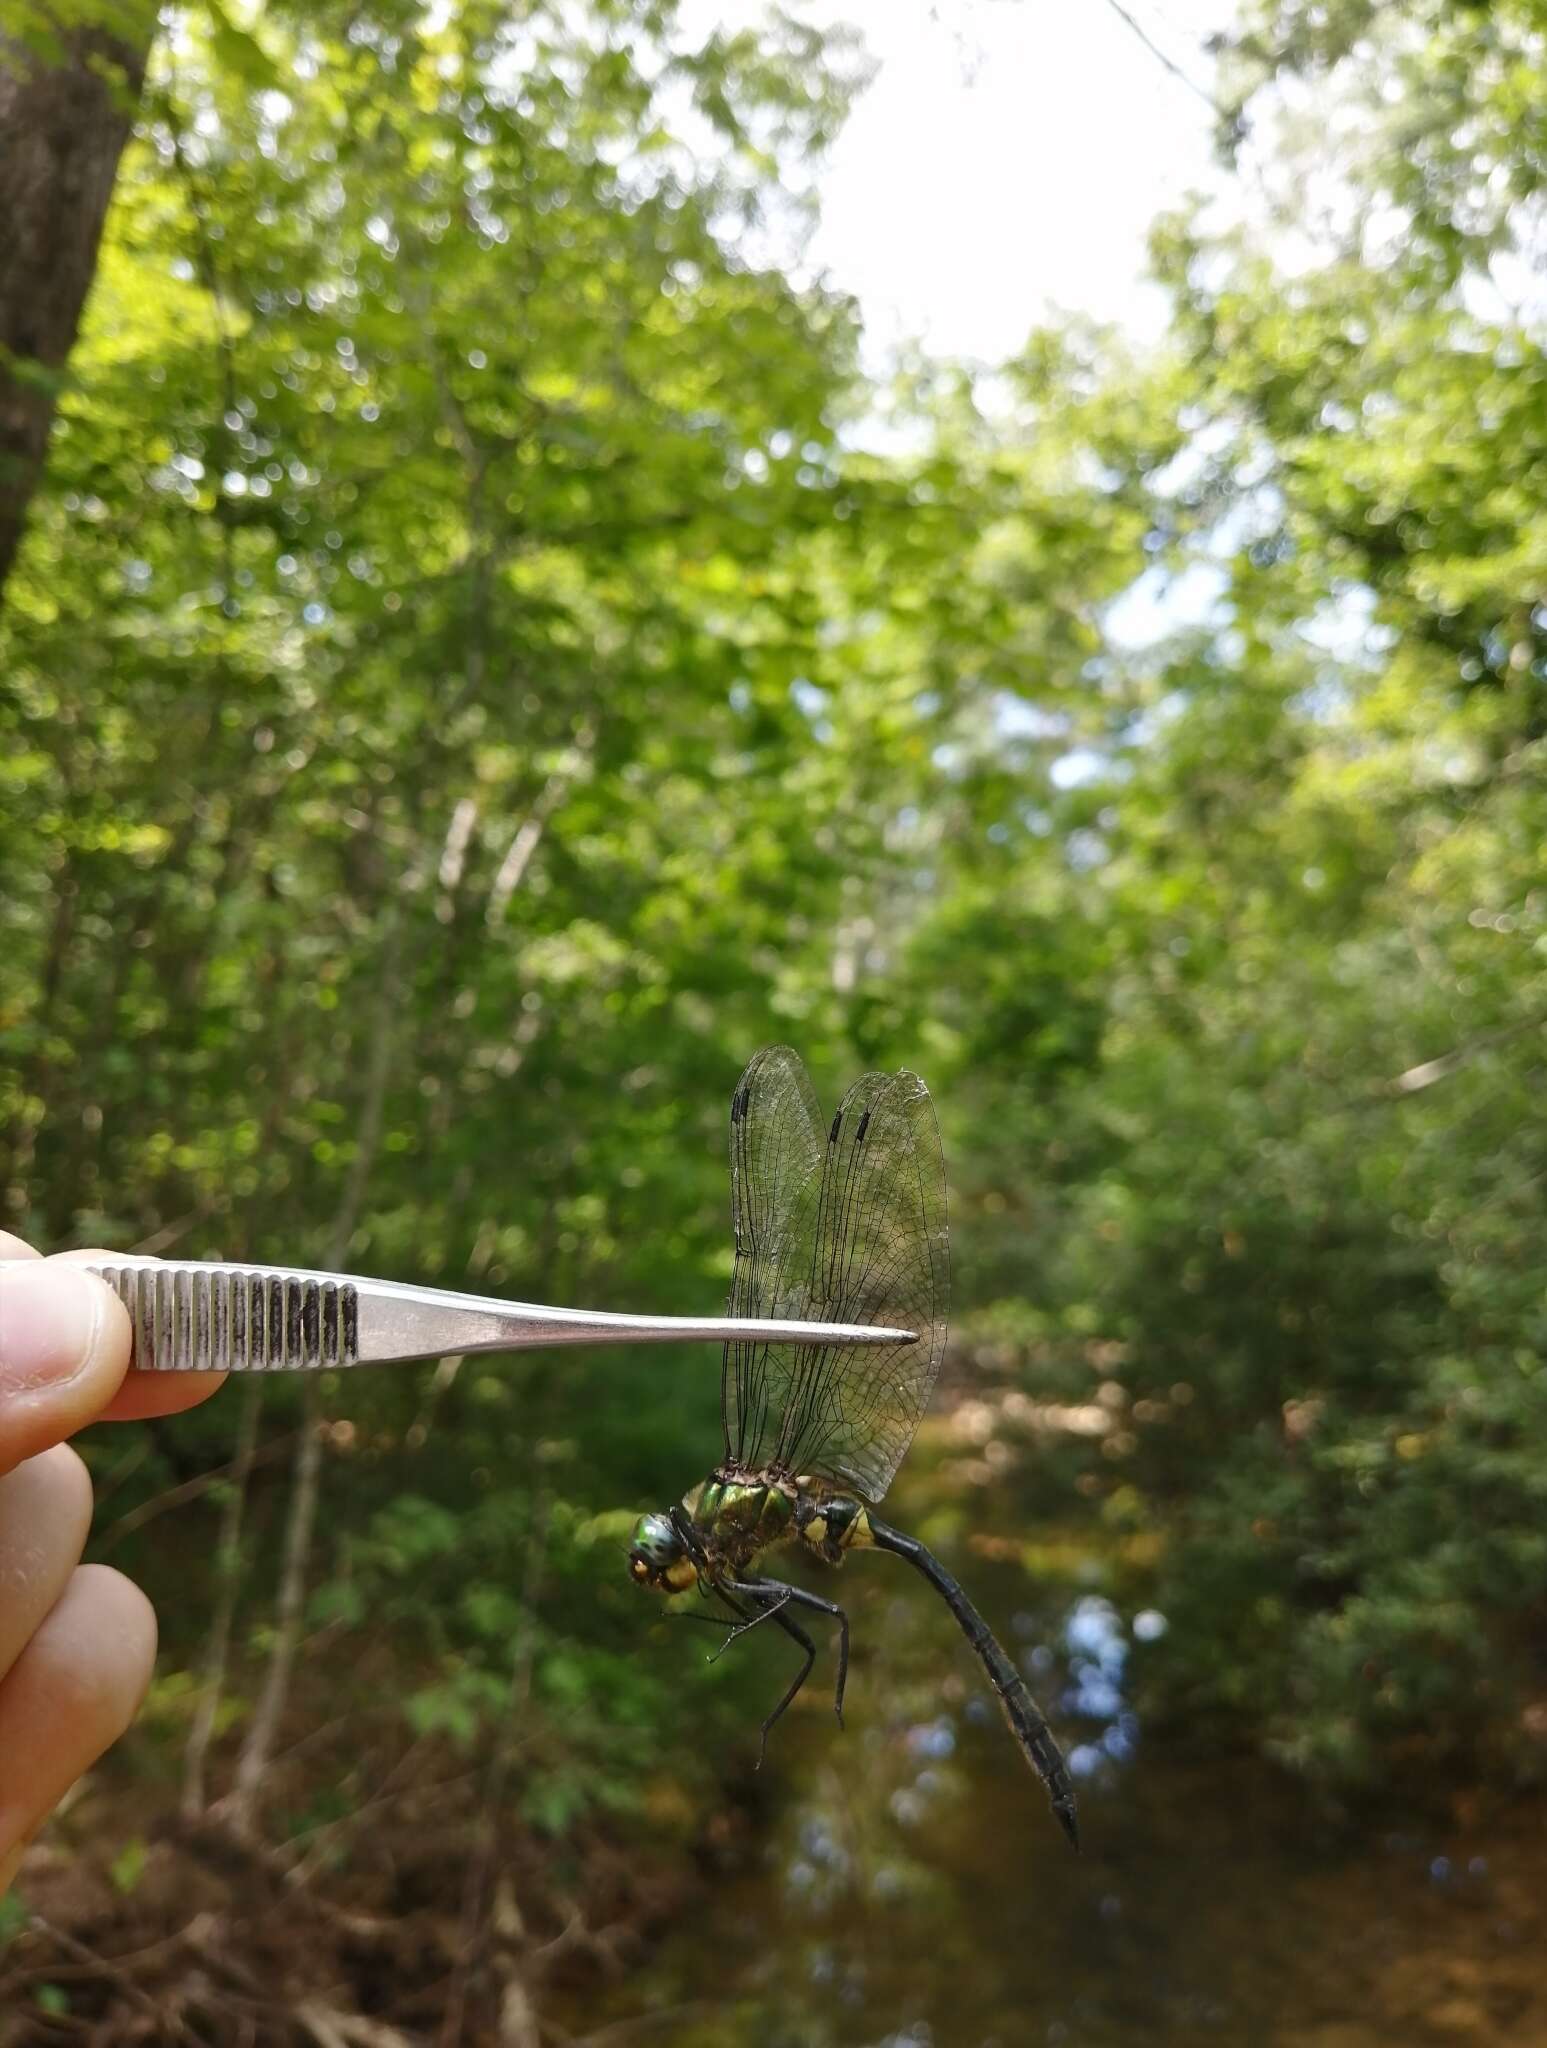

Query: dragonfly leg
662 1607 736 1632
709 1580 818 1766
728 1575 851 1730
670 1503 710 1568
705 1585 793 1665
661 1576 756 1651
682 1582 786 1664
752 1606 817 1768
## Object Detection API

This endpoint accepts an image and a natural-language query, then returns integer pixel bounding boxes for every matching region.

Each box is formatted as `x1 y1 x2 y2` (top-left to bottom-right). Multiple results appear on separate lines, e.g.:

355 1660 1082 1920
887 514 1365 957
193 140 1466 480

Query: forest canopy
1 0 1545 2004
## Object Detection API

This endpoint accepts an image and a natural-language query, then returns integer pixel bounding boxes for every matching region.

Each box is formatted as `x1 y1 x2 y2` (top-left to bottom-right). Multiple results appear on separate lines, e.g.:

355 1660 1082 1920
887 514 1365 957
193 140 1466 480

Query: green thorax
680 1470 872 1572
681 1474 794 1561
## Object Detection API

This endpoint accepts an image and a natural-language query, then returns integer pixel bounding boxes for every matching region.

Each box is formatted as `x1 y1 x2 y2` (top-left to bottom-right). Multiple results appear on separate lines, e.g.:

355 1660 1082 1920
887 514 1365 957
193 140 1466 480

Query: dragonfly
628 1046 1078 1850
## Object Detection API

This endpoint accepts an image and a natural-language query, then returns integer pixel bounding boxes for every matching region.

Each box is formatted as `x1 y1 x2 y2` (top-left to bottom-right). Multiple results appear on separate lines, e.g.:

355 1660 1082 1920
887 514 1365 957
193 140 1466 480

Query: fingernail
0 1265 103 1391
0 1841 24 1895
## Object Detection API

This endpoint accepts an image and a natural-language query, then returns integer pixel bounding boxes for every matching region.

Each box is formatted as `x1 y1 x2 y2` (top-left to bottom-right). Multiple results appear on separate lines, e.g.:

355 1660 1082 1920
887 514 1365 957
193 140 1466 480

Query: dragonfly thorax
626 1467 875 1598
682 1469 795 1572
695 1469 873 1565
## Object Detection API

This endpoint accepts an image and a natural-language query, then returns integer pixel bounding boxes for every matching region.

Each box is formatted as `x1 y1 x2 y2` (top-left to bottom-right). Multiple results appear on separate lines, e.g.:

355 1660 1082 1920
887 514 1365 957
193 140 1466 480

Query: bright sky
672 0 1250 661
693 0 1241 363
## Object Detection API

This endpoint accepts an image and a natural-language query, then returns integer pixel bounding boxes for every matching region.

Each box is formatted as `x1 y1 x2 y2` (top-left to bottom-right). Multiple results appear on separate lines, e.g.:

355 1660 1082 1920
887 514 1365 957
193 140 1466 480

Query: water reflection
560 1535 1547 2048
1052 1592 1154 1778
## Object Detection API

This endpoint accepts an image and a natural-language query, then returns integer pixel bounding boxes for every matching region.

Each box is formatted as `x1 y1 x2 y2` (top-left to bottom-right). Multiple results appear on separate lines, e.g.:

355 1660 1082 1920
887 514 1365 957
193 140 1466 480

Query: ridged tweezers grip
102 1265 359 1372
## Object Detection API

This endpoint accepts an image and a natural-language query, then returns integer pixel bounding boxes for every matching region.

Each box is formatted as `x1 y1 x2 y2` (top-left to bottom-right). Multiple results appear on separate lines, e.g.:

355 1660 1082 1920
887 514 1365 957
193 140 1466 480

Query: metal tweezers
77 1256 915 1374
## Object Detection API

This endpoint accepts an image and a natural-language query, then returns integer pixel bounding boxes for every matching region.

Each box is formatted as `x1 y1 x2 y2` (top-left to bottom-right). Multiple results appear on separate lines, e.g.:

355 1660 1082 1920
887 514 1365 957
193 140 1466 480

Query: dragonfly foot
707 1588 793 1665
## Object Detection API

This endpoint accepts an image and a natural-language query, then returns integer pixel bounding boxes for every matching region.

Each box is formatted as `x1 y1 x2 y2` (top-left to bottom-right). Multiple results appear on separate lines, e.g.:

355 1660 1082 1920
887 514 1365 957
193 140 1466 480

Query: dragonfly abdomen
793 1488 870 1565
867 1512 1079 1850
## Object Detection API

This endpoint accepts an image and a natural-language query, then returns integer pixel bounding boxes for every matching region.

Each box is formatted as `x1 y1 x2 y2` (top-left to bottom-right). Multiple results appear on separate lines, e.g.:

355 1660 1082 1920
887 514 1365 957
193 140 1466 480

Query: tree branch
1099 0 1217 109
1386 1010 1547 1097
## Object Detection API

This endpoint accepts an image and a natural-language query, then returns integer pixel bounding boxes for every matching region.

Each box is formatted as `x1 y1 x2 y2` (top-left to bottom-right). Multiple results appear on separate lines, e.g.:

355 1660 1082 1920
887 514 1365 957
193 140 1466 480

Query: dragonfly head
628 1511 694 1594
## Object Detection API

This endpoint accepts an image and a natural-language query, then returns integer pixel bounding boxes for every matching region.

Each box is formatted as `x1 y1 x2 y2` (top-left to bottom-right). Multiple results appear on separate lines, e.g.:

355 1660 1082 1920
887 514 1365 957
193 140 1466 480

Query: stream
560 1479 1547 2048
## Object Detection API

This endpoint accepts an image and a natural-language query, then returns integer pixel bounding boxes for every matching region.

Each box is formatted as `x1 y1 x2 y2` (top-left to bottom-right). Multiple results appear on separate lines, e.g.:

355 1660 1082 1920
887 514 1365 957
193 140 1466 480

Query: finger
0 1446 93 1682
0 1564 157 1878
49 1252 226 1421
97 1371 229 1421
0 1264 132 1477
0 1233 41 1262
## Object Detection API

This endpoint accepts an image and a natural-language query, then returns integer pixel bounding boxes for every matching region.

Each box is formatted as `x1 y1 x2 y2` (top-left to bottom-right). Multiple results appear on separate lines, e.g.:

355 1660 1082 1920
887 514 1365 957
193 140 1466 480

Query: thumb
0 1263 132 1476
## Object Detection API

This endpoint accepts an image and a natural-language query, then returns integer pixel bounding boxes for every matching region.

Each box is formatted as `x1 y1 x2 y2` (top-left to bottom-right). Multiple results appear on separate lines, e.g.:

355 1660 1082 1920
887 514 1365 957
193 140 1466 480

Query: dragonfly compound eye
628 1512 685 1588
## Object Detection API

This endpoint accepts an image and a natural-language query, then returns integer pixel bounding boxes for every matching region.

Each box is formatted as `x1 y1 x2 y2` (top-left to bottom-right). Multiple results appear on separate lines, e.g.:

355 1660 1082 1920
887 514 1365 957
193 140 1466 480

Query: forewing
721 1046 825 1468
767 1068 950 1501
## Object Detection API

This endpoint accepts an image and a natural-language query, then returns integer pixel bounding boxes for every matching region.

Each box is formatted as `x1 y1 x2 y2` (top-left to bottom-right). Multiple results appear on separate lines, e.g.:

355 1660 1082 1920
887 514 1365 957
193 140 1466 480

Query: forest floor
6 1745 1547 2047
0 1735 714 2048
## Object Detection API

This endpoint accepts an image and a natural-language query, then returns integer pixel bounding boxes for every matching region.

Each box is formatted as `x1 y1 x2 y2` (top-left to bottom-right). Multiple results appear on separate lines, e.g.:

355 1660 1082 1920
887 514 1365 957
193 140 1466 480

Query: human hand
0 1233 224 1894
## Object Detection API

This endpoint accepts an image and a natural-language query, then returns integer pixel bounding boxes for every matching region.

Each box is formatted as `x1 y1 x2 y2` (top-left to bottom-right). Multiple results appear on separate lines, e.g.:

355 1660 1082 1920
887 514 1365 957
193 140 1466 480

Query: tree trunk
439 1487 550 2048
181 1377 262 1819
221 907 405 1837
221 1377 325 1837
0 5 157 599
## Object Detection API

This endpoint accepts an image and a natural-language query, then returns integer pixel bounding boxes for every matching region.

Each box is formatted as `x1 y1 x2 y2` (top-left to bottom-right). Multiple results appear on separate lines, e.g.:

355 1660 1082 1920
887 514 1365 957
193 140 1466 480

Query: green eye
629 1513 683 1568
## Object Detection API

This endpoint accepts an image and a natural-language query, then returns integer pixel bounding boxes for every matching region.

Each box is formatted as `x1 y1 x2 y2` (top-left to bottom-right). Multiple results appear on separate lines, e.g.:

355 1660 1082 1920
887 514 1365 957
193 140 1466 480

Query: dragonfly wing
768 1068 949 1502
721 1046 826 1469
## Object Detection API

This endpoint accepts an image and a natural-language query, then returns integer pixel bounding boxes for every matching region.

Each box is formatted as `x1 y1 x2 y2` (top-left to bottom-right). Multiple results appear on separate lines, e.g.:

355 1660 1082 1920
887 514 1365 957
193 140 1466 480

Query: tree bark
221 906 406 1837
439 1487 550 2048
181 1378 262 1819
0 5 157 599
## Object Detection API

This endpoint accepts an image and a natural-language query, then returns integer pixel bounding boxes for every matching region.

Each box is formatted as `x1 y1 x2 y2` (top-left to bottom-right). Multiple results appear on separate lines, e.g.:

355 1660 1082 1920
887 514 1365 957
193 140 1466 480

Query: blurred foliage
0 0 1544 1929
